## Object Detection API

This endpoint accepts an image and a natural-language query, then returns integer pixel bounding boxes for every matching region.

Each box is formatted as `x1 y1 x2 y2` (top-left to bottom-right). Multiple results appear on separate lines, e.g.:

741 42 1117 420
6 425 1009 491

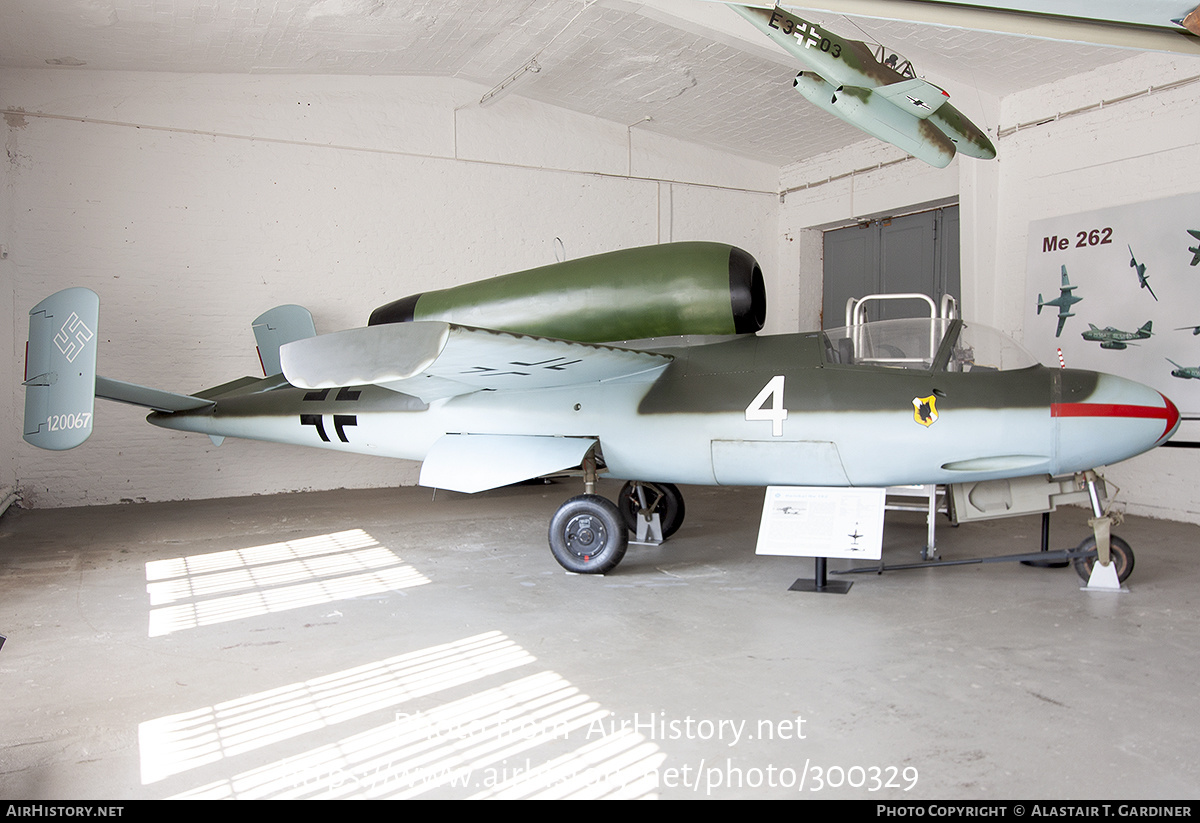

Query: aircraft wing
873 78 950 118
418 433 599 493
280 321 673 403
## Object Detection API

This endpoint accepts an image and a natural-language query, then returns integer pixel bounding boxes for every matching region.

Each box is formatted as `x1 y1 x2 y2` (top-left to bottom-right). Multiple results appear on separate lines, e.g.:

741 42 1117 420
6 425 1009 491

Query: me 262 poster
1025 192 1200 443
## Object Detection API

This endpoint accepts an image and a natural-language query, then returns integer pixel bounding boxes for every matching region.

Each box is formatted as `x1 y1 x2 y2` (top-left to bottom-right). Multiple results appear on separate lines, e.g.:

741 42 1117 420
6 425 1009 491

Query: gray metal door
822 206 960 326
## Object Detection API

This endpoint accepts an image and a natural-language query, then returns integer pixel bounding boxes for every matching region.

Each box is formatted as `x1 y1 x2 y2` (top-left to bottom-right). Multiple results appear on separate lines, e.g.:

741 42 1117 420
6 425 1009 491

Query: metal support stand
1020 511 1070 569
1083 471 1122 592
627 482 665 545
835 471 1132 585
790 557 852 594
885 484 943 560
633 513 664 545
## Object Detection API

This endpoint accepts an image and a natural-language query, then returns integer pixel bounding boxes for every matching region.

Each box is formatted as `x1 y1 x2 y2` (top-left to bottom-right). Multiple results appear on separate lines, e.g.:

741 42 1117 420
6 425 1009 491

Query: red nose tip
1160 393 1181 442
1052 392 1180 442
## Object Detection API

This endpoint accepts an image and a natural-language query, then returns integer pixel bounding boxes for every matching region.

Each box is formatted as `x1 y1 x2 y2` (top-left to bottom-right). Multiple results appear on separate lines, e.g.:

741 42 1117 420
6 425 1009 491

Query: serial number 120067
47 412 92 431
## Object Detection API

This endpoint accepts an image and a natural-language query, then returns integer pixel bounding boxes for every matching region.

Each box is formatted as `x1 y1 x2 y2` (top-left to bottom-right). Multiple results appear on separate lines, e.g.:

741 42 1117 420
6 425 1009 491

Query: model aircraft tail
1036 295 1044 314
252 304 317 375
24 288 215 451
23 288 100 450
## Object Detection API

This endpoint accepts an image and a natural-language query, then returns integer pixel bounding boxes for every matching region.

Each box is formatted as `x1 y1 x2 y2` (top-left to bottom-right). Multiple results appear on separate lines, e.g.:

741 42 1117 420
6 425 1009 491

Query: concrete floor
1 481 1198 800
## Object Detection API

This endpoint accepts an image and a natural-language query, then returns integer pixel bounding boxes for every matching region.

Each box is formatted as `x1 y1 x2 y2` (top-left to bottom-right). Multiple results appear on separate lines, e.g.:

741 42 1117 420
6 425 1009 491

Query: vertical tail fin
23 288 99 450
252 305 316 376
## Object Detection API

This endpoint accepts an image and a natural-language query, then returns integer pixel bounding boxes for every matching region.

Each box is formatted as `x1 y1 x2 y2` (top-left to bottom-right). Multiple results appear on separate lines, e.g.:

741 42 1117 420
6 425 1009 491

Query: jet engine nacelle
369 242 766 343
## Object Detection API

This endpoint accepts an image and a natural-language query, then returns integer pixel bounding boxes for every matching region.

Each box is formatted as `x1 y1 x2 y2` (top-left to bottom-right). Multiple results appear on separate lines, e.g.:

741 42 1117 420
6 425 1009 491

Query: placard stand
756 486 886 595
789 557 852 594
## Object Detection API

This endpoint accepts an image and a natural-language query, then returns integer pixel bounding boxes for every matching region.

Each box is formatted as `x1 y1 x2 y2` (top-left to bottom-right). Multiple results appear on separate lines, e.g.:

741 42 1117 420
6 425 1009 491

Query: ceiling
0 0 1180 165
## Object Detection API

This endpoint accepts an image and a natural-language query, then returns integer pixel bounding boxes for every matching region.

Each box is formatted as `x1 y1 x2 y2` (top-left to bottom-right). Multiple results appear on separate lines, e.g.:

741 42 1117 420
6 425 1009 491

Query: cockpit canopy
822 318 1041 373
873 44 916 79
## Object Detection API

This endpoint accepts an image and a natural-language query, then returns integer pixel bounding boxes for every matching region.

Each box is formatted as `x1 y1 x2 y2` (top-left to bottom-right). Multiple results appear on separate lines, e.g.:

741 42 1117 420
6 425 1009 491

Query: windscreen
822 319 1040 373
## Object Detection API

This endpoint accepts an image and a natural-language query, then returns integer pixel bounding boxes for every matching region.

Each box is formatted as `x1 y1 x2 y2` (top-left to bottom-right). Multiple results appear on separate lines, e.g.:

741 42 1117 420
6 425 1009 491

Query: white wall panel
2 70 778 506
991 52 1200 523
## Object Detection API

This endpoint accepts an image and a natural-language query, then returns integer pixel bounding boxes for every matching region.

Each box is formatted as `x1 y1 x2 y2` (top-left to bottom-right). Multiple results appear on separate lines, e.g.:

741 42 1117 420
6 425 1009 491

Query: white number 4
746 375 788 436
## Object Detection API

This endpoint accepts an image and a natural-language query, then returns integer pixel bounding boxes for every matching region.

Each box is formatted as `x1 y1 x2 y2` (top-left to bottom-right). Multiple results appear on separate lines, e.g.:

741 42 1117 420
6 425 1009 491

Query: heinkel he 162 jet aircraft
727 4 997 168
24 243 1178 575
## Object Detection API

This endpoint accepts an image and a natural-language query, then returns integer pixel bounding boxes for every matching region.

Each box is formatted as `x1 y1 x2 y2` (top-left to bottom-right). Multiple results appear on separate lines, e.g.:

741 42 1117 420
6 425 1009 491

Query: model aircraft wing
280 321 673 403
873 78 950 118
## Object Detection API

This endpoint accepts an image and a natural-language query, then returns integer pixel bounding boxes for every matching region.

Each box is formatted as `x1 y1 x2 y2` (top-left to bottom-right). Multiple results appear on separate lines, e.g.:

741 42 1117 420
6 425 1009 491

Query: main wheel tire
549 495 628 574
1073 534 1135 584
617 481 686 539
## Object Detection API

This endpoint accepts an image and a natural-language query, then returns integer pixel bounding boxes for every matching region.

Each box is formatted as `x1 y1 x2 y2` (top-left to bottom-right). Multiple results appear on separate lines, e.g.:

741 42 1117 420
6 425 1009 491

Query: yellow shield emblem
912 395 938 427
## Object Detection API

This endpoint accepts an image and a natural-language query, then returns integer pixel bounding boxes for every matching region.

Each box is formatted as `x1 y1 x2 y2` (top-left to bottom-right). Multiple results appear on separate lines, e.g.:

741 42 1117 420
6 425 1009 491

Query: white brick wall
992 52 1200 523
8 51 1200 524
2 70 780 507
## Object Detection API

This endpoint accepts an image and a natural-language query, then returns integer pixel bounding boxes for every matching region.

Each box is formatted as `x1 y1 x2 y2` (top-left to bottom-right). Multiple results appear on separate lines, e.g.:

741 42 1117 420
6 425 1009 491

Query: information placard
755 486 886 560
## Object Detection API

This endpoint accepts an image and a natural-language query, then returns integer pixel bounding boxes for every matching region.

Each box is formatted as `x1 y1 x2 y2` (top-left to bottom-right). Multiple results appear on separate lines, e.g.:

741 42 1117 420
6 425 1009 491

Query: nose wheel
1073 534 1134 584
548 494 628 574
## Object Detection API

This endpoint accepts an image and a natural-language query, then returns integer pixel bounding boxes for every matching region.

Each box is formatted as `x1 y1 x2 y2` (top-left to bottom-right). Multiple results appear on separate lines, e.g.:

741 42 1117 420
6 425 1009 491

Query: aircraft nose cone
1160 392 1181 443
1055 373 1180 472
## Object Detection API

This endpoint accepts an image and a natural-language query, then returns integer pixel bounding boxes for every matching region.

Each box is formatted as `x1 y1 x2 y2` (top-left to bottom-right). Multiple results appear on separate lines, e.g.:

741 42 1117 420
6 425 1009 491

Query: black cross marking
333 414 357 442
510 357 583 371
459 357 583 378
300 413 358 443
303 387 361 402
300 413 329 441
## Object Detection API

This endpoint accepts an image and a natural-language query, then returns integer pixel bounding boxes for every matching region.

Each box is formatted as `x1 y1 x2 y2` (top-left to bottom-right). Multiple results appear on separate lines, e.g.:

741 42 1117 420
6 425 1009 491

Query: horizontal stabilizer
419 434 597 493
95 377 214 413
24 288 100 450
281 321 673 403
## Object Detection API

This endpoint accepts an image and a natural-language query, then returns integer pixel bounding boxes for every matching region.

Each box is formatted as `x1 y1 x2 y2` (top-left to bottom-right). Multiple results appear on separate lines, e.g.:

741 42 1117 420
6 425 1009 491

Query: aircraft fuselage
149 330 1178 490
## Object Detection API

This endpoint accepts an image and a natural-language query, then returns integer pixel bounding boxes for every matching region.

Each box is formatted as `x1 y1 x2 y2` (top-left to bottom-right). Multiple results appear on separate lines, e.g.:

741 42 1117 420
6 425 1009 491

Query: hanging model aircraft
23 242 1178 574
726 4 996 168
1036 265 1081 338
1082 321 1153 350
1187 229 1200 266
1128 246 1158 301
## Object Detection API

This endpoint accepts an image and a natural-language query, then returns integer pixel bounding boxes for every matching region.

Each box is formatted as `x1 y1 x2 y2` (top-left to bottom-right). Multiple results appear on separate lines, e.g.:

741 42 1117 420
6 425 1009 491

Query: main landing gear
546 464 686 573
548 495 627 574
617 481 686 540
